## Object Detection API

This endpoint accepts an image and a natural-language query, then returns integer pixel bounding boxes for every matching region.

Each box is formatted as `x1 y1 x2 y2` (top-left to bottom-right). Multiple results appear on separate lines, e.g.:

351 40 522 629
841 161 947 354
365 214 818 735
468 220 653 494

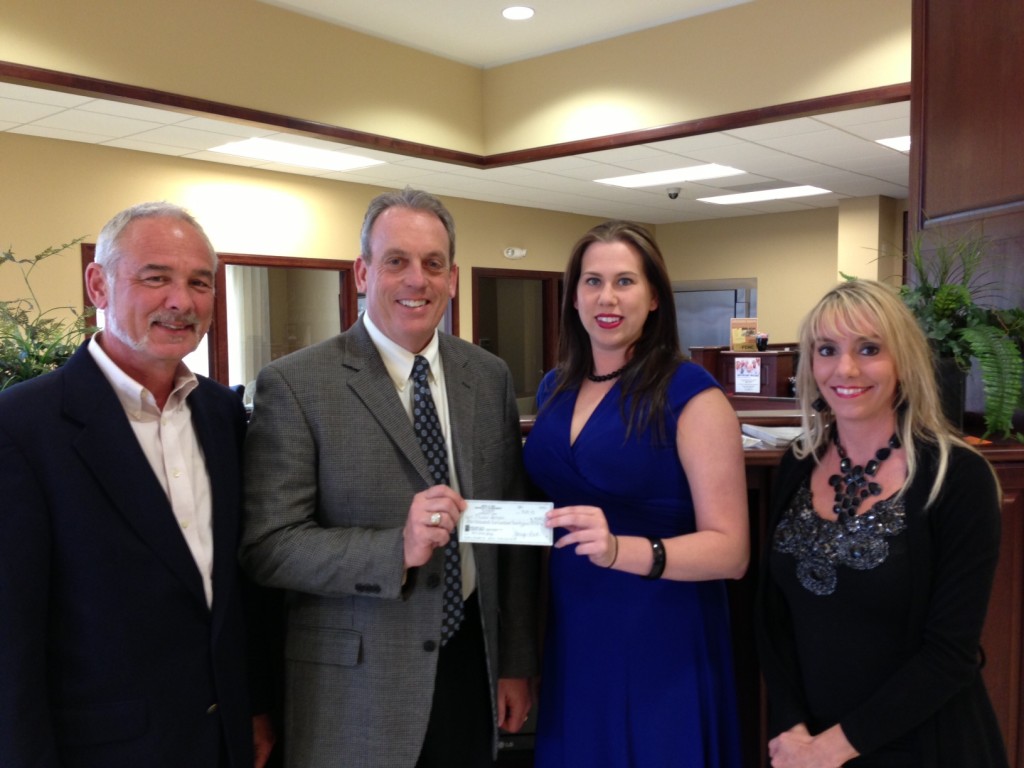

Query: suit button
206 703 219 715
423 640 437 652
426 574 441 588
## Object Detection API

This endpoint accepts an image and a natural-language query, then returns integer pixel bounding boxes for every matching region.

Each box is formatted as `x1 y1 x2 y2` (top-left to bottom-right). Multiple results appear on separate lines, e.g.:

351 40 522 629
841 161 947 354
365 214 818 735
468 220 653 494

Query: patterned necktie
411 355 464 645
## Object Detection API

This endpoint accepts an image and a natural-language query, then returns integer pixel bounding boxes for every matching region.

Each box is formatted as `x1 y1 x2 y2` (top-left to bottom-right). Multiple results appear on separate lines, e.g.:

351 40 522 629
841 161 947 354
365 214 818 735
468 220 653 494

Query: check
458 500 553 546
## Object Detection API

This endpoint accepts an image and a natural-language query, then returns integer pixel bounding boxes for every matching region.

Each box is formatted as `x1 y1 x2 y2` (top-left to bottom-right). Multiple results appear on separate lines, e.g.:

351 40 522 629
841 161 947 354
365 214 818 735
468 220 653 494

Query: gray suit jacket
240 319 538 768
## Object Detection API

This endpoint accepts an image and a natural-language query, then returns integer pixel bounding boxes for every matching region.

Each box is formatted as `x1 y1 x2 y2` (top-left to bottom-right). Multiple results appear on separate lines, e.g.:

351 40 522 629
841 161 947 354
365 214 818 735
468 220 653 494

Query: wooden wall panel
984 459 1024 763
911 0 1024 225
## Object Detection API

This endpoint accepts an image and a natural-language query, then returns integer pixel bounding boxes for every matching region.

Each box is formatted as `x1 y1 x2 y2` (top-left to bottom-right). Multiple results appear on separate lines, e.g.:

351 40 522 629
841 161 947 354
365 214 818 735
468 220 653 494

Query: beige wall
658 208 841 343
484 0 911 152
836 196 905 285
3 0 909 155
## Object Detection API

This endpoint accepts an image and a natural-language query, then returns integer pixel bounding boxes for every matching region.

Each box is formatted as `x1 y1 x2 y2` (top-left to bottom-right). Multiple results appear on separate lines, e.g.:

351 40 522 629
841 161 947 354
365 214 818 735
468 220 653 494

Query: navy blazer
0 342 255 768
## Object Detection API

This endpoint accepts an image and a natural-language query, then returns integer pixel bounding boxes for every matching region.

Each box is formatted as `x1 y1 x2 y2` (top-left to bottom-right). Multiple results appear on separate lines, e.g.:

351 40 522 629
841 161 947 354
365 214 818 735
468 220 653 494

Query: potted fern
1 237 93 391
901 231 1023 439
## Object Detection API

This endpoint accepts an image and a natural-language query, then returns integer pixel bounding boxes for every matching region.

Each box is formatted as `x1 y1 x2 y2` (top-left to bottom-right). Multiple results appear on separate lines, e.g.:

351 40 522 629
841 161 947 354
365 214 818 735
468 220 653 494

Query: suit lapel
345 323 480 494
345 321 436 488
440 334 477 497
189 383 242 628
63 346 208 607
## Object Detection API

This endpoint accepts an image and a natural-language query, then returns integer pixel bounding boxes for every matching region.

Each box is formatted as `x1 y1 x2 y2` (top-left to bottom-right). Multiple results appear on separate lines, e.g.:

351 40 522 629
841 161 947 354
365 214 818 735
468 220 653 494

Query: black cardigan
756 442 1008 766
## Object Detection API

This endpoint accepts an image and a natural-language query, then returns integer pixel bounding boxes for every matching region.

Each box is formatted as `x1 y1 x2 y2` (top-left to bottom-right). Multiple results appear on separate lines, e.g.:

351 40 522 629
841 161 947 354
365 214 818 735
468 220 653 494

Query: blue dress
523 363 742 768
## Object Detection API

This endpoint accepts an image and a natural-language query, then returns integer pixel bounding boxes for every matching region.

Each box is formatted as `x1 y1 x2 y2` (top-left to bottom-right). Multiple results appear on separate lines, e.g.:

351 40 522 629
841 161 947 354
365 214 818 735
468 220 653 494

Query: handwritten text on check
458 500 553 546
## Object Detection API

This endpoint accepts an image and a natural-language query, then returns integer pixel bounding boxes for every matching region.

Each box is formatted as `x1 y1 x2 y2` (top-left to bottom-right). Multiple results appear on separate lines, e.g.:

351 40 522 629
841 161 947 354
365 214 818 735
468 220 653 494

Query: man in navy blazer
0 202 275 767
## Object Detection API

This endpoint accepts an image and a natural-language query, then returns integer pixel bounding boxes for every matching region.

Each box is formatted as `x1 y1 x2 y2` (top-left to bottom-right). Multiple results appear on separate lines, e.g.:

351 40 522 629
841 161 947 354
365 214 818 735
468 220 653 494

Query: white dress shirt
362 313 476 599
88 335 215 607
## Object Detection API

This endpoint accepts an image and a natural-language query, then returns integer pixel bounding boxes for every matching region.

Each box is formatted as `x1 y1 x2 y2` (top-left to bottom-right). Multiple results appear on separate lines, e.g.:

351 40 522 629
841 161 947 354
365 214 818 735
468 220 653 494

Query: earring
812 396 828 412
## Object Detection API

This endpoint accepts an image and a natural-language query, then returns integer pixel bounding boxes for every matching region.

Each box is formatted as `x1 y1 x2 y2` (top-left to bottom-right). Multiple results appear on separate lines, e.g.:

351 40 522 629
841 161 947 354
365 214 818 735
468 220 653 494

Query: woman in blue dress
523 220 748 767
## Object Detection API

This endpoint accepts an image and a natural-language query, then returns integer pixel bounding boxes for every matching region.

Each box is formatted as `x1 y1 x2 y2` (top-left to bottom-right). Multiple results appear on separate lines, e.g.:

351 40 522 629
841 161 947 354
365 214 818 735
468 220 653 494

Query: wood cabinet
910 0 1024 229
981 447 1024 766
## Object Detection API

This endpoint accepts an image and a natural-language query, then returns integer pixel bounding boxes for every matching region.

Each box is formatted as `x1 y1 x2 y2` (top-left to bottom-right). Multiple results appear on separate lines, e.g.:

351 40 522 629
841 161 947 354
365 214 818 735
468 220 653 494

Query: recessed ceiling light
876 136 911 152
595 164 745 188
502 6 534 20
209 138 385 172
698 186 831 205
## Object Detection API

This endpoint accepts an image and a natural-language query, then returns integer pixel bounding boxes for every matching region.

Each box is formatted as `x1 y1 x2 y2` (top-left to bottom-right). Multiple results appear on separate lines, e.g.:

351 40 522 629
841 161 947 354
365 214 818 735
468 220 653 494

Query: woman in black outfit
757 280 1008 767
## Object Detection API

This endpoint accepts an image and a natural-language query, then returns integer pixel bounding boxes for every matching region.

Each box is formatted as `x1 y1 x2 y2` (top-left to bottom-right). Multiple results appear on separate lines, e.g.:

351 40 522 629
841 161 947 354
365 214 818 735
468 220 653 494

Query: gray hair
95 201 218 276
359 187 455 264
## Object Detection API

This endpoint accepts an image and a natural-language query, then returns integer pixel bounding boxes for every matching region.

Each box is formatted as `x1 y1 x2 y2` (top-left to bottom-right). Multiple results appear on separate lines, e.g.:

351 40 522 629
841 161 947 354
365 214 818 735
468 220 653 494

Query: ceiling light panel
502 6 534 21
698 185 830 205
209 138 384 171
876 136 911 152
595 164 745 188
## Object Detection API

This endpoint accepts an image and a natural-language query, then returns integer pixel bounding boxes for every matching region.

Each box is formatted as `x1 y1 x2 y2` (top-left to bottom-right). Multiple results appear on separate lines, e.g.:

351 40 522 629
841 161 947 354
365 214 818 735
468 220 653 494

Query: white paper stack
741 424 803 447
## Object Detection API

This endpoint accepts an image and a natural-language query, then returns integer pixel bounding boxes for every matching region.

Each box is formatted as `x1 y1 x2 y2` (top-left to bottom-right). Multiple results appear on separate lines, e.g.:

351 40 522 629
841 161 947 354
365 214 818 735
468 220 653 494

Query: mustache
149 311 201 329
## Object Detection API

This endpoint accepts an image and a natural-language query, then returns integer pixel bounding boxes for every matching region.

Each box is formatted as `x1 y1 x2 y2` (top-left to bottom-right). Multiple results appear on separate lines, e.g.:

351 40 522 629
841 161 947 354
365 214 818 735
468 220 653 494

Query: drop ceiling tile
31 109 164 137
578 144 672 163
643 133 745 155
724 117 825 141
186 149 266 166
10 125 107 143
814 177 907 197
252 161 330 176
103 138 193 156
518 155 599 172
128 125 241 151
76 99 193 124
761 132 887 163
0 97 69 122
0 83 92 107
816 103 909 127
838 154 910 175
176 116 277 137
842 118 910 141
322 163 432 182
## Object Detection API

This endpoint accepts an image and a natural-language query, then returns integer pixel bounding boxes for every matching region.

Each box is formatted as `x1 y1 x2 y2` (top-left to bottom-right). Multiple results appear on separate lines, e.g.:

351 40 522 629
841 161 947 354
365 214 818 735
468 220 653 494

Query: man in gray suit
241 188 538 768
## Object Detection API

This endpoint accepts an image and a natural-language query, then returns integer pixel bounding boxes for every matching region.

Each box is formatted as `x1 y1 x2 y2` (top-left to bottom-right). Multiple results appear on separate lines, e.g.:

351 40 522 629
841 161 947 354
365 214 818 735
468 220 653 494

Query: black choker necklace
587 366 625 383
828 430 901 517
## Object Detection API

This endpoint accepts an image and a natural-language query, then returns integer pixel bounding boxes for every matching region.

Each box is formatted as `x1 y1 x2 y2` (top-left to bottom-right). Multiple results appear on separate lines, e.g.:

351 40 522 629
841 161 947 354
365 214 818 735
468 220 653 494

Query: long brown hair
549 220 684 442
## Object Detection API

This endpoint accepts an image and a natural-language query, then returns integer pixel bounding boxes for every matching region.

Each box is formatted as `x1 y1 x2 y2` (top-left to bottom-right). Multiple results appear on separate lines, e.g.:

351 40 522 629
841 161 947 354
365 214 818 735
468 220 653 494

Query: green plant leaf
1 237 93 391
961 325 1024 439
902 230 1023 437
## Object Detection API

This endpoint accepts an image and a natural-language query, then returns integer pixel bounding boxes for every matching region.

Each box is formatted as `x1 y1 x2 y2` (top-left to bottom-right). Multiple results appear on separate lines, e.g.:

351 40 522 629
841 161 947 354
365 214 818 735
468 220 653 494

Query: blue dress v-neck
523 363 742 768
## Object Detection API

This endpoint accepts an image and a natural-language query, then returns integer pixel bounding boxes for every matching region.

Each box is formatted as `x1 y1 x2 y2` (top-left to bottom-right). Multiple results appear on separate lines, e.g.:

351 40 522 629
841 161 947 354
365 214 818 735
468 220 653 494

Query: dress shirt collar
362 313 442 390
87 332 199 417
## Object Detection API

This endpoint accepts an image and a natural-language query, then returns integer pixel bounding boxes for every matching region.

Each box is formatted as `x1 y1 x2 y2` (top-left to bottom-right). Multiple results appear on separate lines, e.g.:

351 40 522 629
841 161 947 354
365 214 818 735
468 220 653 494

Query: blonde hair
793 279 976 507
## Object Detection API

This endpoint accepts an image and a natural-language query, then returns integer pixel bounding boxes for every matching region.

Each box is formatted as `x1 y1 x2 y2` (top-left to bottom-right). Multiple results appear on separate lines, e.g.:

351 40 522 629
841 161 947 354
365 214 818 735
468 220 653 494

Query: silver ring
429 512 442 527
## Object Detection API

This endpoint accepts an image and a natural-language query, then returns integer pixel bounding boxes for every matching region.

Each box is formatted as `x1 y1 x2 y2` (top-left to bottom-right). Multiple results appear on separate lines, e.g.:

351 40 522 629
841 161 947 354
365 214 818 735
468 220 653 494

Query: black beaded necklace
586 366 625 383
828 429 901 517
